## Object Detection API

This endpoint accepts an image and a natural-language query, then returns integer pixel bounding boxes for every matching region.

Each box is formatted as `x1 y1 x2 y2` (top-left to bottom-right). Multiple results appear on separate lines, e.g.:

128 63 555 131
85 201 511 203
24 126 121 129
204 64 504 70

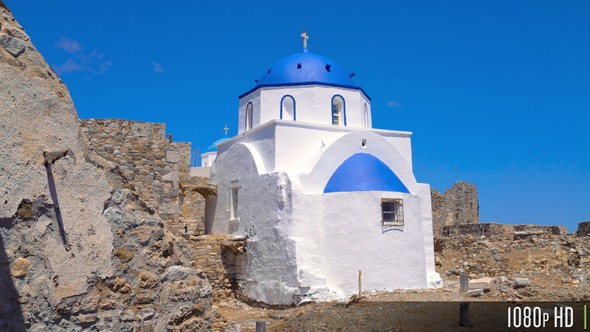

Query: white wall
238 85 371 133
210 142 301 304
200 152 217 167
218 120 413 177
237 90 261 134
289 192 332 299
321 191 428 295
416 183 443 288
190 166 211 177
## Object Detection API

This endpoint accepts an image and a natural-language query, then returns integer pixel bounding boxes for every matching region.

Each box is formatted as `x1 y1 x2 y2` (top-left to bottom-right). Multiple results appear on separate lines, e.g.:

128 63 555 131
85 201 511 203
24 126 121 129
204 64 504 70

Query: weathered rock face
0 4 211 331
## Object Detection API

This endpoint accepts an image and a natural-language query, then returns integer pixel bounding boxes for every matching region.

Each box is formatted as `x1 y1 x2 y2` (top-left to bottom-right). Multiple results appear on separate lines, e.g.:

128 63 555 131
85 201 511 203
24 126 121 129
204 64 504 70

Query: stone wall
431 181 480 234
191 235 247 302
440 222 566 237
80 119 207 236
191 235 247 330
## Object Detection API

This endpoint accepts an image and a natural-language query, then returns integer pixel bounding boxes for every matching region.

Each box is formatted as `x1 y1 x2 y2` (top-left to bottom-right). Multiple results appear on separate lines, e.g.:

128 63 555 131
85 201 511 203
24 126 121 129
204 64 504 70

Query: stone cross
301 30 309 49
223 124 229 136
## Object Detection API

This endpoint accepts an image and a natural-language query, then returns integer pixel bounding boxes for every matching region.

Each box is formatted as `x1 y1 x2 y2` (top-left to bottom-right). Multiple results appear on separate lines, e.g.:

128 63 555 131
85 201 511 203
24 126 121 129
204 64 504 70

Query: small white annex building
205 33 442 305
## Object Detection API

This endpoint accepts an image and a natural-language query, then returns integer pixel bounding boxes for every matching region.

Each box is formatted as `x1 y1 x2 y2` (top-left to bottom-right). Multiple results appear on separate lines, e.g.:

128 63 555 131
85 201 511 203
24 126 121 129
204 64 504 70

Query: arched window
245 102 253 131
280 95 296 121
364 103 369 128
331 95 346 126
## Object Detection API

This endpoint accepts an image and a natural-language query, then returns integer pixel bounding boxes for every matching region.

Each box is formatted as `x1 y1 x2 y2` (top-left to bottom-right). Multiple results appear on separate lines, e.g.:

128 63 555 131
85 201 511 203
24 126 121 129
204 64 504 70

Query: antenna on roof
191 148 200 167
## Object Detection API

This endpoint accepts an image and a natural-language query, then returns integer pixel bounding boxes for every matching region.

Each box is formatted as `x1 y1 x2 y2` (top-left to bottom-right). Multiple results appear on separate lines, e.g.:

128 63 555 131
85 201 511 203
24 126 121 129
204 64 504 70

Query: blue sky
5 1 589 231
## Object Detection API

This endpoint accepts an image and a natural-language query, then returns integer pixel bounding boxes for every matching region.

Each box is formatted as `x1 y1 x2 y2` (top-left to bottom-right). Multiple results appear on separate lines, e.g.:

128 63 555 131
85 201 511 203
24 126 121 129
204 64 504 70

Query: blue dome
256 50 355 87
324 153 410 194
206 137 230 152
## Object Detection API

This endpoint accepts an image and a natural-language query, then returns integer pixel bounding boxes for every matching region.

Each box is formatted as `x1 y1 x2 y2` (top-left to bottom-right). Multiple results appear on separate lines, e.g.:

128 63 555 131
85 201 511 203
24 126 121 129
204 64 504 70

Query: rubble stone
465 289 484 297
468 277 495 290
10 257 30 277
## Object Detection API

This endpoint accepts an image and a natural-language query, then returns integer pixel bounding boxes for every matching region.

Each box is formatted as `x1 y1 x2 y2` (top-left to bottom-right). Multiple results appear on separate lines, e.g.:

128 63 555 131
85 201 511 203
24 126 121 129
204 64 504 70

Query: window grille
332 95 344 125
332 104 340 125
382 198 403 226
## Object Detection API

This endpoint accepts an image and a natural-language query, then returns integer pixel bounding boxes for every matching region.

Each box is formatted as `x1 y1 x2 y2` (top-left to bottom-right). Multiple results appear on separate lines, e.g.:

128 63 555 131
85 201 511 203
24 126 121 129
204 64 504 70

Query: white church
201 32 442 305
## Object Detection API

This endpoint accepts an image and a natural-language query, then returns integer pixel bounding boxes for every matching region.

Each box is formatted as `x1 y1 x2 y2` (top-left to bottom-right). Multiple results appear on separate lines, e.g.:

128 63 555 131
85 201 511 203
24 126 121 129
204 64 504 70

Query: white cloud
54 37 82 53
152 61 169 74
53 50 112 75
53 58 84 74
387 101 402 108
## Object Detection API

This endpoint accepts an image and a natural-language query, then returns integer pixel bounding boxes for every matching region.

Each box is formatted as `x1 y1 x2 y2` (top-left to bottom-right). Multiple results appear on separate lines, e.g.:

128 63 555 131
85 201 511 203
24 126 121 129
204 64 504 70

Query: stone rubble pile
436 223 590 301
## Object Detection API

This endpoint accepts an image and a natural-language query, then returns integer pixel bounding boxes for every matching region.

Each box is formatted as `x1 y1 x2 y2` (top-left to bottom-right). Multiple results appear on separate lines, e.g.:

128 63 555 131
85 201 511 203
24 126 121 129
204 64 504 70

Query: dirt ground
212 232 590 331
214 278 590 331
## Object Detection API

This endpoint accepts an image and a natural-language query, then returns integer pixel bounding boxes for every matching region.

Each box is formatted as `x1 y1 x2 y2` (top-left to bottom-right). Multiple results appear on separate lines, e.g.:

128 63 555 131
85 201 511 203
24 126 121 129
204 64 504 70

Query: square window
382 198 403 226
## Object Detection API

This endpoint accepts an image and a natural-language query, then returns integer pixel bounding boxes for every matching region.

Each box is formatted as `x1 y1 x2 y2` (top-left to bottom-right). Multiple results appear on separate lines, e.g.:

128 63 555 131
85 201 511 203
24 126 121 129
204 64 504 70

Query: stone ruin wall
578 220 590 237
431 181 480 235
439 222 567 238
80 119 208 236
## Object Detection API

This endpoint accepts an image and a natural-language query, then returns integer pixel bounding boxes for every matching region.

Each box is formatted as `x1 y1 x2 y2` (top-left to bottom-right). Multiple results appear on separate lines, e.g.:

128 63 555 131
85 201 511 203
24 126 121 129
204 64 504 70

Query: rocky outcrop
0 4 211 331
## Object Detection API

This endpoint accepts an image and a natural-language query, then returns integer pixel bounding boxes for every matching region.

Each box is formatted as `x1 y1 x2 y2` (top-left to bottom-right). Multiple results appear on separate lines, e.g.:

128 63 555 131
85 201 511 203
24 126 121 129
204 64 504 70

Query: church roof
239 49 370 99
256 49 356 88
206 137 230 152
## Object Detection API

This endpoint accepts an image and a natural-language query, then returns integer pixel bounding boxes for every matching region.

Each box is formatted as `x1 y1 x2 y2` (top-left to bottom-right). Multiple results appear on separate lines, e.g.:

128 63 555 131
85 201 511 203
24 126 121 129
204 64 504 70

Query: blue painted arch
280 95 296 120
323 153 409 193
331 95 347 126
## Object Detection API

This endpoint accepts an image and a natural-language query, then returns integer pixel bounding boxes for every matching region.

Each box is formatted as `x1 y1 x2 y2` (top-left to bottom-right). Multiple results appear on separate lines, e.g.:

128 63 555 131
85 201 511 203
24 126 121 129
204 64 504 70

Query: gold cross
301 30 309 49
